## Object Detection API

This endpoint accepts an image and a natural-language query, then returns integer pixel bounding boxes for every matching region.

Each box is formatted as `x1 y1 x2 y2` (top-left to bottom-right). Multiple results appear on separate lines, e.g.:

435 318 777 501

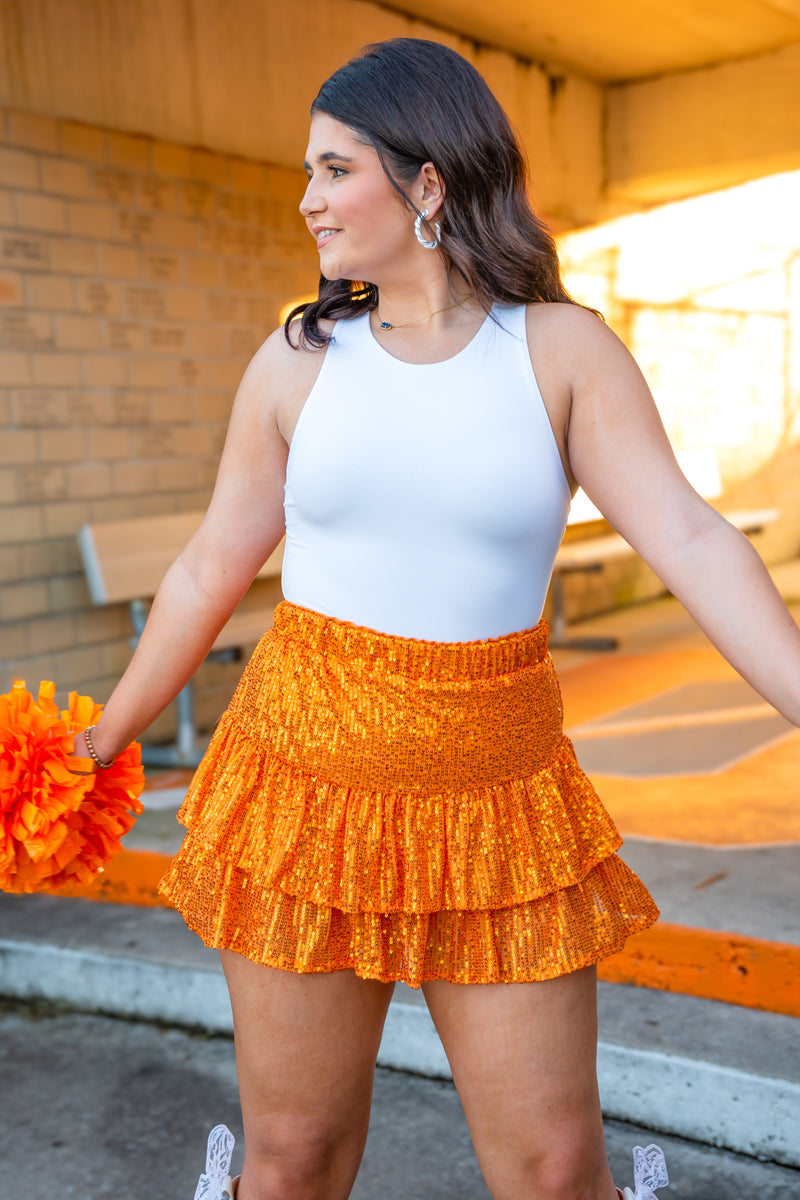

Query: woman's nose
299 179 324 218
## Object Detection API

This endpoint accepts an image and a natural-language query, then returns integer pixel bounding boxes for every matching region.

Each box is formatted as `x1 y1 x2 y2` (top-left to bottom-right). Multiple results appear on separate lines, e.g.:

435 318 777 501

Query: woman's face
300 112 418 284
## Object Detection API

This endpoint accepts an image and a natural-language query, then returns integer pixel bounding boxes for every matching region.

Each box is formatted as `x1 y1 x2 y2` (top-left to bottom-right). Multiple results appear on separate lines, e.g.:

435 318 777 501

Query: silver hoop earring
414 208 441 250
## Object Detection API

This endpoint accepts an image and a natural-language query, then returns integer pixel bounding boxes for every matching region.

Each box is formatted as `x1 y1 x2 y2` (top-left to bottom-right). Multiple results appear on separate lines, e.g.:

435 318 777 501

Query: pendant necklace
377 294 475 331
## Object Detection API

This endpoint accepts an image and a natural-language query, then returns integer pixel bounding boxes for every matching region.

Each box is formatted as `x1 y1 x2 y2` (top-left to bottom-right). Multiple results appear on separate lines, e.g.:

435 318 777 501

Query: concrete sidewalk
1 891 798 1168
3 1003 799 1200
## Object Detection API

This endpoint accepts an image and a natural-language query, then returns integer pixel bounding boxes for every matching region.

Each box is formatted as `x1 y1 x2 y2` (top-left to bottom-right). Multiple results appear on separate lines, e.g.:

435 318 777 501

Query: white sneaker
616 1144 669 1200
194 1125 237 1200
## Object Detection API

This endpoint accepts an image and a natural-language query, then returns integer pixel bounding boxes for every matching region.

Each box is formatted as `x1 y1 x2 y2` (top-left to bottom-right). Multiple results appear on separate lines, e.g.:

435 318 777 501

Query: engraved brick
0 580 50 621
9 111 58 153
49 238 96 275
178 359 203 388
205 357 245 390
111 390 150 424
67 462 112 498
59 121 106 163
225 261 257 291
173 425 211 456
229 160 267 194
189 150 229 187
108 320 145 352
39 427 85 463
125 285 165 319
87 427 130 460
265 166 306 202
148 324 186 352
94 169 137 206
199 221 233 256
32 351 81 385
21 539 80 578
27 613 79 653
75 280 121 315
98 243 140 280
180 181 215 219
3 428 37 462
233 227 269 259
47 578 93 619
0 271 23 306
42 499 89 537
165 287 205 321
11 388 65 425
113 460 160 495
0 503 44 544
156 214 197 251
245 296 276 325
1 233 49 271
82 356 126 389
156 459 196 490
0 389 8 423
207 293 241 322
67 390 111 422
139 177 175 212
229 327 262 356
41 158 90 199
0 545 21 583
0 146 39 190
68 200 116 240
89 494 158 522
118 211 157 245
77 605 128 643
101 637 134 674
55 313 103 350
145 253 181 283
108 131 150 172
0 311 54 350
185 256 222 288
219 193 252 223
192 390 232 422
0 470 15 503
27 274 76 311
16 464 67 502
0 189 13 225
187 324 226 355
136 427 175 457
128 357 170 388
150 391 190 423
0 351 32 384
15 192 67 234
152 142 191 178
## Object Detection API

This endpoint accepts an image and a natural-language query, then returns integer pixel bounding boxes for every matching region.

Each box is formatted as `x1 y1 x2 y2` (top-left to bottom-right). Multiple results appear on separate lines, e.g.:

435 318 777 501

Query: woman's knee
241 1116 368 1200
481 1138 615 1200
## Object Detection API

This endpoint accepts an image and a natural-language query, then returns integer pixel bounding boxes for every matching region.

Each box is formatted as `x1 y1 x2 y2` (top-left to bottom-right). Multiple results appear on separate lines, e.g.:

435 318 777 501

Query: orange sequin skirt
158 602 659 986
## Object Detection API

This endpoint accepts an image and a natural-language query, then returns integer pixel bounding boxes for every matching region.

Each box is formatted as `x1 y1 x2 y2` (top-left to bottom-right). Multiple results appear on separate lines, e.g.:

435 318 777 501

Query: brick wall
0 107 317 735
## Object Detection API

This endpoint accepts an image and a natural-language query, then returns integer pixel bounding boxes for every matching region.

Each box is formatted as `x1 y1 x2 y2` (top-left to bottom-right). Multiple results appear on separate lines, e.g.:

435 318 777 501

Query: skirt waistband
272 602 552 682
229 602 564 793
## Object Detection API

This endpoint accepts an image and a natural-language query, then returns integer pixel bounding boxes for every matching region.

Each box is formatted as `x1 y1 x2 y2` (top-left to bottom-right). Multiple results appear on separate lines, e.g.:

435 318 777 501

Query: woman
74 38 800 1200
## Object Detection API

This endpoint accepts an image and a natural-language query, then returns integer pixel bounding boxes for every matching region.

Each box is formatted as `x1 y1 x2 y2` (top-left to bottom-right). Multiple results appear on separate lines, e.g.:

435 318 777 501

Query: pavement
1 575 799 1193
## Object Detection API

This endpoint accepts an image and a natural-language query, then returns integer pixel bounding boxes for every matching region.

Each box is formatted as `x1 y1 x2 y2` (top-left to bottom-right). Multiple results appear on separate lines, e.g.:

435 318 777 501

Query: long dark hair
287 38 587 349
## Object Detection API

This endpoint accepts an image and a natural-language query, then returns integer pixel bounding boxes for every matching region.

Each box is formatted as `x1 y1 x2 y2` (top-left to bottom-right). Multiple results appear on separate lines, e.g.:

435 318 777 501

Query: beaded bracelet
83 724 115 770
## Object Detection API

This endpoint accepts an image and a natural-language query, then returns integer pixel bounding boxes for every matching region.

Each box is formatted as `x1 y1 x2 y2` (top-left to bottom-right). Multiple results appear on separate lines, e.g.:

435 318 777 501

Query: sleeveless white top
282 303 570 642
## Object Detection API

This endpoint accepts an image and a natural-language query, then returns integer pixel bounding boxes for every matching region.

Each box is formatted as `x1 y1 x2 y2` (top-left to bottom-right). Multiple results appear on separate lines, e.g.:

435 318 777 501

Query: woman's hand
69 729 96 775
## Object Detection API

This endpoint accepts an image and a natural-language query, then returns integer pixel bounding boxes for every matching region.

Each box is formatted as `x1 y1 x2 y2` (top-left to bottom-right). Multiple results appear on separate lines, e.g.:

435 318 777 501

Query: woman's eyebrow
303 151 356 172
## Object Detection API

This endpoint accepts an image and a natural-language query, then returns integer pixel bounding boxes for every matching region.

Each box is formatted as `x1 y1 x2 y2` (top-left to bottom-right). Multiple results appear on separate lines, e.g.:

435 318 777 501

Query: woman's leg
422 965 617 1200
221 950 395 1200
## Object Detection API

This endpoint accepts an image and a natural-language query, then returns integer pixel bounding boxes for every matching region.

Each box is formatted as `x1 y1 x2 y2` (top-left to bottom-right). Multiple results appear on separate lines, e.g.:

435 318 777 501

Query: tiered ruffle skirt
158 602 659 986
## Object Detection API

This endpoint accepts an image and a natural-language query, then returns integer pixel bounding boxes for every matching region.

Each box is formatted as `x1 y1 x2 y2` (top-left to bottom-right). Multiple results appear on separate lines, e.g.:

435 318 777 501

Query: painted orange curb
53 848 800 1018
598 922 800 1018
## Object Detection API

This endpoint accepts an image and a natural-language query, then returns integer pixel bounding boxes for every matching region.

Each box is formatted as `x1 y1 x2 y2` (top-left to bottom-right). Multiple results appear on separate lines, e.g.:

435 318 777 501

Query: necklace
377 294 475 331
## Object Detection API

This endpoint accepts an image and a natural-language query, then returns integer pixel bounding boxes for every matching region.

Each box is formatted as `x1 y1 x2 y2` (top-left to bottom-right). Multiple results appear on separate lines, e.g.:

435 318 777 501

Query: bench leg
140 681 208 768
548 572 619 652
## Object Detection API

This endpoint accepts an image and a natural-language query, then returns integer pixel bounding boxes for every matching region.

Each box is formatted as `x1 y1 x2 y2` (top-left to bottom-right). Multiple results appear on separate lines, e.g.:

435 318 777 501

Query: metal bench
78 511 283 767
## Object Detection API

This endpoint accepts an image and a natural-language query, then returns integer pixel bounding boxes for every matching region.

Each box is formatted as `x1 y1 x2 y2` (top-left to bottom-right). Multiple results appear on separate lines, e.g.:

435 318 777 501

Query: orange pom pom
0 681 144 894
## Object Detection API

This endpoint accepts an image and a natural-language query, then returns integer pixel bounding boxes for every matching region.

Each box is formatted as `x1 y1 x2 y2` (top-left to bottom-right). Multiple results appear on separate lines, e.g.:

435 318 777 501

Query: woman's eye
329 166 347 179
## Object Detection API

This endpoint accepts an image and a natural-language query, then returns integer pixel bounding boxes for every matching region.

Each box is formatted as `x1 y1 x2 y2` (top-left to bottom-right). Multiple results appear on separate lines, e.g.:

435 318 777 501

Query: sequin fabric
159 602 659 986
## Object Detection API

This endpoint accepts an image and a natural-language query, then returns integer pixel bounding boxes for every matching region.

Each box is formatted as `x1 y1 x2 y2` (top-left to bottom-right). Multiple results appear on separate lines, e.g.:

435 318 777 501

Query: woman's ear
418 162 445 219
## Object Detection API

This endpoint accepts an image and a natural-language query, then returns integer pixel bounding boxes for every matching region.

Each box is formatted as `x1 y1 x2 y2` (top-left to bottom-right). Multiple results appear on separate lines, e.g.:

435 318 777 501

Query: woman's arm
77 328 317 763
557 305 800 727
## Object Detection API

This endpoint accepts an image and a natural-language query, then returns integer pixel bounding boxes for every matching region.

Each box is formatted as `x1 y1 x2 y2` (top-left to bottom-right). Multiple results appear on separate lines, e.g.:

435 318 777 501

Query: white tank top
282 303 570 642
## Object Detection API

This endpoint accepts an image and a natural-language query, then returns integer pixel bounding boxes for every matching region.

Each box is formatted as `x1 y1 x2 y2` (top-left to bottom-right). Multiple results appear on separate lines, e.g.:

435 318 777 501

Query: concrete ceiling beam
606 42 800 207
